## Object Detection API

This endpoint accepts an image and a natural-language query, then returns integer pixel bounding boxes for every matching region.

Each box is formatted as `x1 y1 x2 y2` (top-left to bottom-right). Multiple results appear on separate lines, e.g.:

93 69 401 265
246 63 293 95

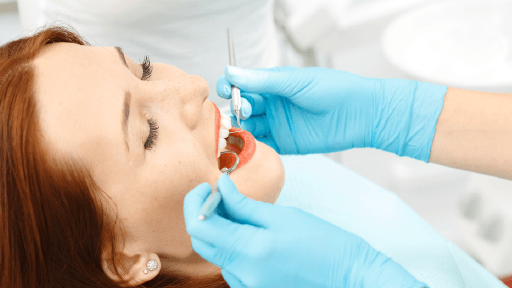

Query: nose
174 75 209 124
192 75 209 104
157 74 209 107
177 74 209 106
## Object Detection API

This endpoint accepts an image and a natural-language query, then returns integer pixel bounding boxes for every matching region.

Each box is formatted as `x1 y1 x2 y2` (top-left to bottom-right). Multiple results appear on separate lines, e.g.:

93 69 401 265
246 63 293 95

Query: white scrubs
16 1 506 286
16 0 302 113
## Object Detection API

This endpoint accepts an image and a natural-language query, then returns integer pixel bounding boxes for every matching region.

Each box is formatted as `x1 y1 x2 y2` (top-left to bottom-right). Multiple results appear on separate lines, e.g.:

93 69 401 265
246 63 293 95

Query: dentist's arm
184 174 428 288
216 66 447 162
429 88 512 180
217 67 512 180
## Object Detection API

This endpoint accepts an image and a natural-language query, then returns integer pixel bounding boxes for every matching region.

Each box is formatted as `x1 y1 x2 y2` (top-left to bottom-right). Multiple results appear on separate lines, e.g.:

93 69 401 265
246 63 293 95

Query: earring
143 260 158 274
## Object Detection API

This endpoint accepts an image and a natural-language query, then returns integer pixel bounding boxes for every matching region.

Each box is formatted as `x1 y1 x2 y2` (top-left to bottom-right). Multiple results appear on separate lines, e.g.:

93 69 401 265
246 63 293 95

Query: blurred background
3 0 512 283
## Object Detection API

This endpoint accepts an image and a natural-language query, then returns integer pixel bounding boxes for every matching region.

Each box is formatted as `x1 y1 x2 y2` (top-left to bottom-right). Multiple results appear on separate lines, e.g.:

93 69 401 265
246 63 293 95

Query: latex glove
184 173 428 288
216 66 447 162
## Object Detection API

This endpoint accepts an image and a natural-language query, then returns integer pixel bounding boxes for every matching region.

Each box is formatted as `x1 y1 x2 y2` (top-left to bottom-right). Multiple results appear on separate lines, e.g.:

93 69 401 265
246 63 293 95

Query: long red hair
0 23 228 288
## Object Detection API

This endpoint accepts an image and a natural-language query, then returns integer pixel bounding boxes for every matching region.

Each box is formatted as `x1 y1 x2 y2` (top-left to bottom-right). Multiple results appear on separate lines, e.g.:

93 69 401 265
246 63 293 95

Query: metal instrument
228 28 242 130
198 150 240 220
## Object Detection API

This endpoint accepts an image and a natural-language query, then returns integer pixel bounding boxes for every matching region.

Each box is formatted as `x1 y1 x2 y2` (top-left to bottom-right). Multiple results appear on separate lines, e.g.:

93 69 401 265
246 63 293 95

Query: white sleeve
17 0 293 113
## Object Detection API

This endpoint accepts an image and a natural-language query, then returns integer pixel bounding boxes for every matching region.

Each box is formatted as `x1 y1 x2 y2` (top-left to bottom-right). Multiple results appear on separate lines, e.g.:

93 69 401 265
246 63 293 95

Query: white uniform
17 0 301 113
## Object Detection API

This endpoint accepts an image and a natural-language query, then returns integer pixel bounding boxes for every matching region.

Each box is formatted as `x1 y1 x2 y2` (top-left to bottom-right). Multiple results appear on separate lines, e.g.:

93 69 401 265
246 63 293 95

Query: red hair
0 23 228 288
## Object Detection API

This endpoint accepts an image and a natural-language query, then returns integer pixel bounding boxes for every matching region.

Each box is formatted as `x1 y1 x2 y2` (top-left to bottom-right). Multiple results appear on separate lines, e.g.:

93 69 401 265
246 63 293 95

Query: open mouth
219 127 256 171
213 103 256 172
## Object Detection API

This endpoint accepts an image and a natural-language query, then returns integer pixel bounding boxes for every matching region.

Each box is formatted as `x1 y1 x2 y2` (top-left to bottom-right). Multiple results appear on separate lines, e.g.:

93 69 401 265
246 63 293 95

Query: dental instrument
199 150 240 220
228 28 242 130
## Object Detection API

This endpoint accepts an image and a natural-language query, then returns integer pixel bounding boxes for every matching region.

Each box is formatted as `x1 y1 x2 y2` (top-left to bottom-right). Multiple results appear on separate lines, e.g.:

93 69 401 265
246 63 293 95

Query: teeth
217 137 227 158
219 138 227 150
220 113 232 130
217 113 232 158
219 128 229 139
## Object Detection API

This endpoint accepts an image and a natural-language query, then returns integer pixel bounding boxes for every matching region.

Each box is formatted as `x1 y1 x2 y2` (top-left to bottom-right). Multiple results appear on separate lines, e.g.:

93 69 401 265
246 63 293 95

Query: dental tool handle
199 169 230 220
228 28 242 128
228 28 236 66
232 86 242 128
198 184 222 221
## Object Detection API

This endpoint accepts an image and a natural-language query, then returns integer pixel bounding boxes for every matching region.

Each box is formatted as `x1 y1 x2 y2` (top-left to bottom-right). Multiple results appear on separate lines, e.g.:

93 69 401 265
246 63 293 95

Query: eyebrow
115 46 131 152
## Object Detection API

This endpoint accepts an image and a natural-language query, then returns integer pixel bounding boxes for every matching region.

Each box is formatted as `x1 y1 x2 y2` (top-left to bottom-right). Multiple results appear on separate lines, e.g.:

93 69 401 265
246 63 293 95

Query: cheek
150 155 211 201
231 141 285 203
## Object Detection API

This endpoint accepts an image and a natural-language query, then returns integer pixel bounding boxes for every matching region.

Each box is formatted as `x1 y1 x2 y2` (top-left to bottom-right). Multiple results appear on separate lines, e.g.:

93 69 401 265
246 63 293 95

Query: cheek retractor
217 111 245 157
199 150 239 220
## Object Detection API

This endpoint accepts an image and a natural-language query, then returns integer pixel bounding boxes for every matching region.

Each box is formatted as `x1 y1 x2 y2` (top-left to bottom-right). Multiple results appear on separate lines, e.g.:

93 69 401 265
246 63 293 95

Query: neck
159 251 221 277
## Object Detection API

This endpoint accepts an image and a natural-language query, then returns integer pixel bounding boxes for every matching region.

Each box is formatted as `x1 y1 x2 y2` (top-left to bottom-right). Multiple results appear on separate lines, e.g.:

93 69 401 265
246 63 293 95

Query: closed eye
144 117 158 150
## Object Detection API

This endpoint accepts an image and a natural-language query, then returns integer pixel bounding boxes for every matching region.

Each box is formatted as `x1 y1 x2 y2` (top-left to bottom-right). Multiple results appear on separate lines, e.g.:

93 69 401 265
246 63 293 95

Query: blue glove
184 173 428 288
216 66 447 162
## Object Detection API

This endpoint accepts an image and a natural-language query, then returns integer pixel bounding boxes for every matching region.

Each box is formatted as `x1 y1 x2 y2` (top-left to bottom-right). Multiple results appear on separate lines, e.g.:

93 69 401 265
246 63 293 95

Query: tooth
218 137 226 150
221 112 231 119
219 128 229 139
217 137 227 158
220 114 232 130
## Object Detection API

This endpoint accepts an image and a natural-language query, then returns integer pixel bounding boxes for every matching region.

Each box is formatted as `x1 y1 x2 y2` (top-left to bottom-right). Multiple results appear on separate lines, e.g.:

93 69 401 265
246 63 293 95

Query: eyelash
139 55 157 150
140 55 153 81
144 117 159 150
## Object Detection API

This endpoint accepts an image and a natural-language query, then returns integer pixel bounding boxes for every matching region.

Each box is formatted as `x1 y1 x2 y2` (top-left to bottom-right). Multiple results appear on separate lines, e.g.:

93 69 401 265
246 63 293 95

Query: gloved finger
190 236 216 260
254 66 299 73
215 66 298 99
231 115 269 138
241 92 266 116
225 66 304 97
255 136 279 153
230 97 252 120
186 207 245 244
222 269 247 288
183 182 212 228
218 67 299 98
216 75 232 99
216 173 275 227
183 182 246 247
190 213 266 270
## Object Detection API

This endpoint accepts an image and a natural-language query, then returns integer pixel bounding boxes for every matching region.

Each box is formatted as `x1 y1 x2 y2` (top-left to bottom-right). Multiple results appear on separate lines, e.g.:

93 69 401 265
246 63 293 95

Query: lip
213 103 256 172
214 103 220 158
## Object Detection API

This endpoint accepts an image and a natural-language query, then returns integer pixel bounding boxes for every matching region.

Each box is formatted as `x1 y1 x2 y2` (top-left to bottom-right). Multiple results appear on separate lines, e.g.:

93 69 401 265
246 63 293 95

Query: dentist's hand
184 174 428 288
217 66 447 162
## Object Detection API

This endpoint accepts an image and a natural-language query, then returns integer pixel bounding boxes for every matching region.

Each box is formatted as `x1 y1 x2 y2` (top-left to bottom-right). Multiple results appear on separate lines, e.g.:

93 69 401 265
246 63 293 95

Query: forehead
33 42 128 163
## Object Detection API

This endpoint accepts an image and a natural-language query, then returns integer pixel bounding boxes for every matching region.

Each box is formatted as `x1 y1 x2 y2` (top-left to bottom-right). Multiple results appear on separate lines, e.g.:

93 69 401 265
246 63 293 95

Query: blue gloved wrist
345 241 429 288
372 79 447 162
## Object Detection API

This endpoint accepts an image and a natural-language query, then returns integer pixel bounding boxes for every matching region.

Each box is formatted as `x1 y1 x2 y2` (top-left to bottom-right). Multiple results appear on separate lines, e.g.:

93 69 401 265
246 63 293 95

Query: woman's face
33 42 284 278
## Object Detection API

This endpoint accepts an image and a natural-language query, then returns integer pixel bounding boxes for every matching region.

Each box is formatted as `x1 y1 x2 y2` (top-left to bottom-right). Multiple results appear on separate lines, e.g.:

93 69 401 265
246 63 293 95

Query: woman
1 23 284 287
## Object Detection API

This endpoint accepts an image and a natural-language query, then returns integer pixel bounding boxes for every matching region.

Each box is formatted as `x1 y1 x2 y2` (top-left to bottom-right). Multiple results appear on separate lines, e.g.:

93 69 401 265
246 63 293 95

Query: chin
229 139 285 204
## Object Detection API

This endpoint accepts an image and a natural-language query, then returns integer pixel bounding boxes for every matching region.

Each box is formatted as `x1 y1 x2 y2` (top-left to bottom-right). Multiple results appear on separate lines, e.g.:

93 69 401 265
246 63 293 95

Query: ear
102 251 161 287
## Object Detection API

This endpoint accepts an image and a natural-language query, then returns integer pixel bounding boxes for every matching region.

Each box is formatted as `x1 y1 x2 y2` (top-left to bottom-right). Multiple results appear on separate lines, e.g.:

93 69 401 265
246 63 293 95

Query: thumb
217 173 275 227
221 269 246 288
225 66 305 97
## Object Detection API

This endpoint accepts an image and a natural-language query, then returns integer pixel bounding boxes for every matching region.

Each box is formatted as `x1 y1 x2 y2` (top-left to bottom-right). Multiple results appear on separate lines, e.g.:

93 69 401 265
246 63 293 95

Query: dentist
183 65 466 288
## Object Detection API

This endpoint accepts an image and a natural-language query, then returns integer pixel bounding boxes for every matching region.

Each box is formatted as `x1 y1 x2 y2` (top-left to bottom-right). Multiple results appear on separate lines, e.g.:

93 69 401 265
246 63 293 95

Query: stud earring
143 260 158 274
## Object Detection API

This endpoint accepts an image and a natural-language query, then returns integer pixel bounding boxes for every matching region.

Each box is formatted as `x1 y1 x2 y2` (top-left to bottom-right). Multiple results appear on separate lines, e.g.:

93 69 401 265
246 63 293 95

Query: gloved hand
184 173 428 288
216 66 447 162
